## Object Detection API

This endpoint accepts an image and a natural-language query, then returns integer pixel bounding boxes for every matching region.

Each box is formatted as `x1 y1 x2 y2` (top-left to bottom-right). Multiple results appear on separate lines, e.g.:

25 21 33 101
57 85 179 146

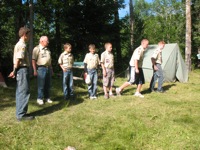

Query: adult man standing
116 39 149 98
149 41 165 93
8 27 35 121
32 36 53 105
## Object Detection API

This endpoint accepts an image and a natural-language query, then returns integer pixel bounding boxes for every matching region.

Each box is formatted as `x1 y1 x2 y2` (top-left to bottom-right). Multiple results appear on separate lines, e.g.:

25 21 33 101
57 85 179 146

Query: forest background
0 0 199 77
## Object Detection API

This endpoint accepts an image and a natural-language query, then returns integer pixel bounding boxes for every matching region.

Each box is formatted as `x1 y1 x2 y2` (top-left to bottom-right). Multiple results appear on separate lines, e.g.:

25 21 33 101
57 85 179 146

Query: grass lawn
0 69 200 150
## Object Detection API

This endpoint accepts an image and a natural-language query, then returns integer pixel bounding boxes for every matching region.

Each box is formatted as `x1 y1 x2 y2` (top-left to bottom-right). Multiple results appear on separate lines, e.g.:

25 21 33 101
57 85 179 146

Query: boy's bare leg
103 86 107 94
119 82 130 91
109 86 113 95
134 84 144 98
103 86 109 98
116 82 130 95
136 84 142 93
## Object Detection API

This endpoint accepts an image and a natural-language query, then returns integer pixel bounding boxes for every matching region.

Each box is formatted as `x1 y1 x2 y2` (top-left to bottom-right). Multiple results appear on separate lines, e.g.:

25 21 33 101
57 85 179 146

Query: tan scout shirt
32 45 51 66
151 48 162 64
129 46 145 68
58 51 74 69
100 51 114 69
13 39 30 67
83 53 100 69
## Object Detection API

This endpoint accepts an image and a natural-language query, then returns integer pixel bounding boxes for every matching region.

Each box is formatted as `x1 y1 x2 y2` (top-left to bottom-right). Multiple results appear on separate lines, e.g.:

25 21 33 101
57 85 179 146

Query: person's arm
151 58 158 71
98 55 101 69
59 64 66 72
100 53 107 77
134 60 139 73
58 53 66 72
83 54 88 74
151 57 156 66
32 59 38 76
101 62 107 77
32 47 39 76
84 63 88 74
8 59 20 78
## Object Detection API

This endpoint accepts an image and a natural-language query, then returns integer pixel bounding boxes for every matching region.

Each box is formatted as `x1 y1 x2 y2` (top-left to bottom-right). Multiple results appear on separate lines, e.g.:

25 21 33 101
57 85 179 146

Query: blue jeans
37 67 52 99
63 69 74 99
16 68 30 119
150 64 164 90
88 69 98 97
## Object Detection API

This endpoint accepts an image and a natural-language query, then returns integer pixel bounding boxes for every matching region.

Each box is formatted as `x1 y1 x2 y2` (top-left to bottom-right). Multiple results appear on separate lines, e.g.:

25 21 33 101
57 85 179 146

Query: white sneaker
46 99 53 103
65 146 76 150
116 88 121 96
109 93 115 97
90 96 97 100
92 96 97 99
134 92 144 98
37 99 44 105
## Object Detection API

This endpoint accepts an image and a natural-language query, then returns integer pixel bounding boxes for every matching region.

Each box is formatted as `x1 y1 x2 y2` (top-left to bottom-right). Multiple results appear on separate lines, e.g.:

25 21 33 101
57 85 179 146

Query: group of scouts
9 27 165 121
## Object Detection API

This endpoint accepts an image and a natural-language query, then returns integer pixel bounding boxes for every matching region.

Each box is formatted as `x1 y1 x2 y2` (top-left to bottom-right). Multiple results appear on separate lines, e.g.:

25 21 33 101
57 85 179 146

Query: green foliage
31 0 125 62
0 0 199 73
120 0 198 67
0 0 20 69
0 70 200 149
0 0 126 74
190 0 200 67
142 0 185 45
192 0 200 50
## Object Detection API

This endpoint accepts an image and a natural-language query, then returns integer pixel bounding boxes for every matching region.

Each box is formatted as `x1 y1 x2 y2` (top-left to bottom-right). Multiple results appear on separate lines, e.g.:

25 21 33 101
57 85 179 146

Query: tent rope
115 68 128 78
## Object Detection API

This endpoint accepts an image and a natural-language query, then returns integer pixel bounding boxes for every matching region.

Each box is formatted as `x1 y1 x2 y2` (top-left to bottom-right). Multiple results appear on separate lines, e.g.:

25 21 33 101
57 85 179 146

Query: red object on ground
83 72 87 80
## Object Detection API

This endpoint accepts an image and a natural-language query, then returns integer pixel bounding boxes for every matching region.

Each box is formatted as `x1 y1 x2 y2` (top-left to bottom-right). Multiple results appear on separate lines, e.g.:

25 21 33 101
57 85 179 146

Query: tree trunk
185 0 192 71
55 9 62 55
29 0 34 76
129 0 134 53
114 0 122 69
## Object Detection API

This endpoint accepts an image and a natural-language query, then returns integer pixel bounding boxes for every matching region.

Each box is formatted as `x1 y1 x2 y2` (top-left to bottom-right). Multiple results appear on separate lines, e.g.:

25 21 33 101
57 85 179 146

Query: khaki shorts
103 68 115 87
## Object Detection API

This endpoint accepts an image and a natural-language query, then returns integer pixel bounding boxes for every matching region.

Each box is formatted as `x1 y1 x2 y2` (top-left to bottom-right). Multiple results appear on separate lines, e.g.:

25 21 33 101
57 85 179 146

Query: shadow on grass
163 83 176 91
142 83 176 94
29 96 84 117
0 84 16 111
115 85 136 95
0 101 15 111
74 80 87 89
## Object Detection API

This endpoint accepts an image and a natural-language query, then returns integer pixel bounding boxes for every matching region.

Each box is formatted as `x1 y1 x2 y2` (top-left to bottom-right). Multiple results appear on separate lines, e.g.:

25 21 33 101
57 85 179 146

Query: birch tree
29 0 34 75
185 0 192 71
129 0 134 53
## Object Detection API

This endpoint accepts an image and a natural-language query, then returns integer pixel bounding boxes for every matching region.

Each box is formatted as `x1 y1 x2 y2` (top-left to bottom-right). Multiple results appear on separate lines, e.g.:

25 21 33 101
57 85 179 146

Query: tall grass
0 70 200 150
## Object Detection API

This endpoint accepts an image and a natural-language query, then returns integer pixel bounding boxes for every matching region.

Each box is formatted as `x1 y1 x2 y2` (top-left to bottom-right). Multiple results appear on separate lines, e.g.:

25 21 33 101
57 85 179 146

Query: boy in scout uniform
149 41 165 93
116 39 149 98
32 36 53 105
8 27 35 121
100 42 115 99
58 43 74 100
83 44 100 99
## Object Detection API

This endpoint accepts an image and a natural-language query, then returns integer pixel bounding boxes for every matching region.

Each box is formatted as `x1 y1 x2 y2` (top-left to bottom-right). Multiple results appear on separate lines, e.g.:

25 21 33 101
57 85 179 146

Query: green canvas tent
142 43 188 83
